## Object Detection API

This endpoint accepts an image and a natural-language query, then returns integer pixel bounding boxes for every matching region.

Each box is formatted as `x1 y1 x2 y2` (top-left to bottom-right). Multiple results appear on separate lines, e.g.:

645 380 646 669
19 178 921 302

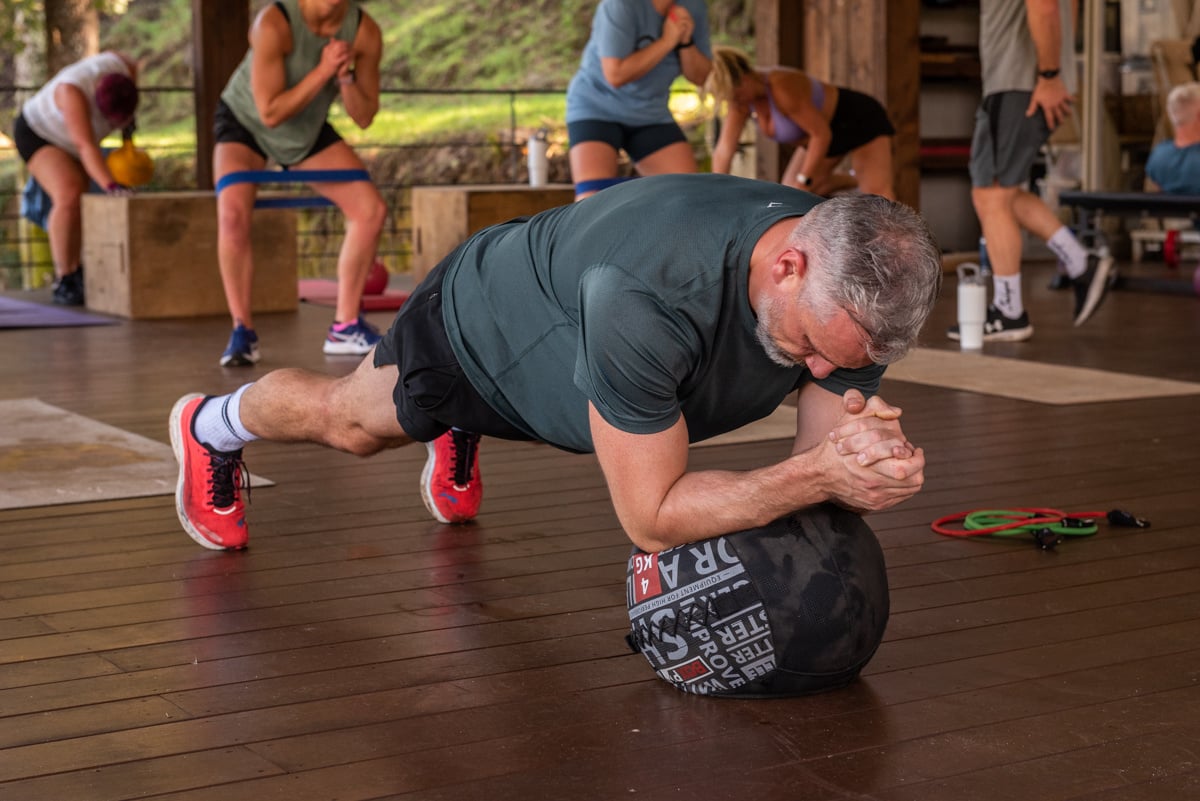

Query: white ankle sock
1046 226 1088 278
194 383 258 452
992 273 1024 318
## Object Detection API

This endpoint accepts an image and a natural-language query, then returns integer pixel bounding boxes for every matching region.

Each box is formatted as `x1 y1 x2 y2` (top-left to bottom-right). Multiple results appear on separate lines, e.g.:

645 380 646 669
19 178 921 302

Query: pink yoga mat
298 279 408 311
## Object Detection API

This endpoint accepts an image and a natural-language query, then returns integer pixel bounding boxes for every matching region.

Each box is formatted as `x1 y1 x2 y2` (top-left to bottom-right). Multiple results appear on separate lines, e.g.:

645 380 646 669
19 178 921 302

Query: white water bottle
527 129 548 187
956 262 987 350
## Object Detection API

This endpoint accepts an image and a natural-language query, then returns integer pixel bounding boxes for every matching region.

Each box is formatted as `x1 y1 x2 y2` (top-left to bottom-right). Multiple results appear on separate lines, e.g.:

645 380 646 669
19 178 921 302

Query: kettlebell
106 131 154 187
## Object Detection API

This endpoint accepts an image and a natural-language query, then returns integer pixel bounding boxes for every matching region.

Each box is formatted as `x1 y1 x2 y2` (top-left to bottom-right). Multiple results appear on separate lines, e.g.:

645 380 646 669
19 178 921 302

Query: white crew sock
992 273 1025 319
193 383 258 453
1046 226 1089 278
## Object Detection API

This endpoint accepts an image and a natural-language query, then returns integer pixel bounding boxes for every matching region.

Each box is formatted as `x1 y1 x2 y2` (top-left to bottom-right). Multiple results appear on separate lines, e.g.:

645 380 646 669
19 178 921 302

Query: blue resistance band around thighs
574 176 633 197
214 169 371 209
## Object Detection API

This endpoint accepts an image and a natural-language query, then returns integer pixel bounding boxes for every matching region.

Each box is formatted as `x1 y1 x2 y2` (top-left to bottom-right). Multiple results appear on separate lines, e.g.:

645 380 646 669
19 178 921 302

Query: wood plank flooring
1 258 1198 800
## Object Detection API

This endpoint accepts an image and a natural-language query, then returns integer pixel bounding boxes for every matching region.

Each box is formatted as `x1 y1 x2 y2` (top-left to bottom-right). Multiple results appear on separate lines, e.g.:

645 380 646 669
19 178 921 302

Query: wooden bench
410 184 576 281
82 191 298 319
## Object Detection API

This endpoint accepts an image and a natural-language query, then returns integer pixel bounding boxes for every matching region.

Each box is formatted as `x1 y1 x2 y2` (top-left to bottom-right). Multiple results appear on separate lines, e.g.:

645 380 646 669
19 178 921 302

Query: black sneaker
1071 253 1115 327
947 304 1034 343
52 269 84 306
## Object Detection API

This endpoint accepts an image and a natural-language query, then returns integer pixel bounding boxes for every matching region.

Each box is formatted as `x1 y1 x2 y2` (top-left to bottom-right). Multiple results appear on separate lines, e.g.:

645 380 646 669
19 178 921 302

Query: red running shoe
420 429 482 523
169 393 250 550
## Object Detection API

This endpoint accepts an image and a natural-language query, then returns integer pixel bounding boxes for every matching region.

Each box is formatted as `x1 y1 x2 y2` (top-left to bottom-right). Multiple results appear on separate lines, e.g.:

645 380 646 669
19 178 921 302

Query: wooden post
191 0 250 189
754 0 804 184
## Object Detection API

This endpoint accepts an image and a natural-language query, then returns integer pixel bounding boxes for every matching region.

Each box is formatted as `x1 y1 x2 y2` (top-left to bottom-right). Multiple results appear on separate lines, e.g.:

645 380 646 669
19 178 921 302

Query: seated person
1146 82 1200 194
705 46 895 200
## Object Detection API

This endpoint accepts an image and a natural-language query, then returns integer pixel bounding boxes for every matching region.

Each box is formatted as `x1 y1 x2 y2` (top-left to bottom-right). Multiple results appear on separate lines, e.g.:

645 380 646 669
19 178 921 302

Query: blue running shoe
323 315 382 355
219 325 260 367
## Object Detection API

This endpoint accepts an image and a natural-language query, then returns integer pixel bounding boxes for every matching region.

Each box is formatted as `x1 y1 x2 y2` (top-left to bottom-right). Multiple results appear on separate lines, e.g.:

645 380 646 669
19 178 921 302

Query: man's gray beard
755 294 799 368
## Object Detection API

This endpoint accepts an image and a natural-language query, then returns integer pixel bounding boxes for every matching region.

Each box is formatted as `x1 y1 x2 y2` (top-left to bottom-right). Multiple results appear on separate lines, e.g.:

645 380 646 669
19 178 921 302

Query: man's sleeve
573 263 697 435
810 363 887 398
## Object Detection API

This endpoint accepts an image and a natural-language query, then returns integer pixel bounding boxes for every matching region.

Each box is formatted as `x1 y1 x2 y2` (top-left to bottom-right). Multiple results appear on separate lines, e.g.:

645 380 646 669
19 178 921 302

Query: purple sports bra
762 75 825 144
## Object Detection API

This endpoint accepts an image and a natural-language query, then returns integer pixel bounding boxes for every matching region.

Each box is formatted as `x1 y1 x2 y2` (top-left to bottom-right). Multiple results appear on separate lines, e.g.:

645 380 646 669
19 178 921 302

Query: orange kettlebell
106 131 154 187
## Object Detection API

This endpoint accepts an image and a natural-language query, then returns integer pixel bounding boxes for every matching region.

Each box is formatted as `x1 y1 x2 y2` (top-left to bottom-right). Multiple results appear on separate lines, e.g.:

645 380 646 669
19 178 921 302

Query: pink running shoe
420 429 482 523
169 393 250 550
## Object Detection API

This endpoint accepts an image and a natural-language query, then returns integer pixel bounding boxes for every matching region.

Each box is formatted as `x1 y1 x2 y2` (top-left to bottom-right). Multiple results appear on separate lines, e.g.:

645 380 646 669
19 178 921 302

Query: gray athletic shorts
968 91 1052 188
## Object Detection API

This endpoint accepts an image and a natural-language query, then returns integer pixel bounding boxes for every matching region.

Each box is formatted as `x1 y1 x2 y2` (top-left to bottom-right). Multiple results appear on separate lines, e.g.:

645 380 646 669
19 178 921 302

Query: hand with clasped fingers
817 389 926 513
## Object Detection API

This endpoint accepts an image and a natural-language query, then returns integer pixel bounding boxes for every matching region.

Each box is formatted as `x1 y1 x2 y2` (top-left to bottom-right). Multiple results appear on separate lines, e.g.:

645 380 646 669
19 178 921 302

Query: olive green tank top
220 0 360 165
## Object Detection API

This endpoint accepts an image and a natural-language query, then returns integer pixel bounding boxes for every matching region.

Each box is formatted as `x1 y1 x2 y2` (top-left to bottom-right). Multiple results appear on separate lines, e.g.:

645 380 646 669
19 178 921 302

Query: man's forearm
1025 0 1063 72
631 452 832 553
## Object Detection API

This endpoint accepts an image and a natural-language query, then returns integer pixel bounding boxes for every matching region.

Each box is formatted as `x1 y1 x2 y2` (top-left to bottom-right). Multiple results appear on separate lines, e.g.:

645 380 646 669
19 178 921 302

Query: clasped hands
320 38 355 84
821 389 925 512
663 4 695 48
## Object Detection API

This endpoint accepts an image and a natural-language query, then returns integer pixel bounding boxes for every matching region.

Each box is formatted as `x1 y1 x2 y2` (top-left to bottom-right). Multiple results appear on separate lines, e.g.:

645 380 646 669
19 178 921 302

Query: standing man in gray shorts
949 0 1113 343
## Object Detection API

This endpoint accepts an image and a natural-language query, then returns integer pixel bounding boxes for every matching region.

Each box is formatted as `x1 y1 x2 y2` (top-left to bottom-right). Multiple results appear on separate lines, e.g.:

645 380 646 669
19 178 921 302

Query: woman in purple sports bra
705 46 896 200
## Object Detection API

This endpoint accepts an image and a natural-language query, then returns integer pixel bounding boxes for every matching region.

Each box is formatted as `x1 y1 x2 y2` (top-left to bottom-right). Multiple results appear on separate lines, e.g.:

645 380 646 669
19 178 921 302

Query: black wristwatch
675 39 694 50
1037 68 1060 79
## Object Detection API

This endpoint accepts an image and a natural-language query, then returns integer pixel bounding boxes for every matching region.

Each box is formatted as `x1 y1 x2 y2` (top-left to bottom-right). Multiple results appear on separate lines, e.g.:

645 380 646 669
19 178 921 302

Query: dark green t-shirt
441 174 885 453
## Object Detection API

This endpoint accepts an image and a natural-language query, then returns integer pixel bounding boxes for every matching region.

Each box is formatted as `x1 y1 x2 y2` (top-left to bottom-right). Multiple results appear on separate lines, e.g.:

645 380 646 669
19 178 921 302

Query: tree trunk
44 0 99 75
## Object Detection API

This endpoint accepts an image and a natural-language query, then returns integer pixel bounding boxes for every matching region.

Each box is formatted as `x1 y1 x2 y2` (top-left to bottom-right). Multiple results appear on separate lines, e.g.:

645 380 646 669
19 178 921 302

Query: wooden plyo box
82 191 298 319
411 184 575 280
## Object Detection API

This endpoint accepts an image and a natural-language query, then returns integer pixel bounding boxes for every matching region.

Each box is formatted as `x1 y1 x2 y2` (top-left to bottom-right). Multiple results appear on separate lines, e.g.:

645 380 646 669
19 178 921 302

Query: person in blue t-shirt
1146 82 1200 195
565 0 712 200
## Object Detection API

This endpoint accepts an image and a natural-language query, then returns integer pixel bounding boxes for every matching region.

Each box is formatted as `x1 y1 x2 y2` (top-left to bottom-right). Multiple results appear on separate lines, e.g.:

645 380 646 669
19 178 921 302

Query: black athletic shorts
567 119 688 162
372 254 535 444
213 99 343 167
827 89 896 159
12 114 52 163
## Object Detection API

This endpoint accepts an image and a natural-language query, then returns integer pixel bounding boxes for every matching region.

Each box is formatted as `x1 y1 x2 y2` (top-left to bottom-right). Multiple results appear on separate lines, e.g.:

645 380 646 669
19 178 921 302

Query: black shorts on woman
213 99 343 166
826 88 896 159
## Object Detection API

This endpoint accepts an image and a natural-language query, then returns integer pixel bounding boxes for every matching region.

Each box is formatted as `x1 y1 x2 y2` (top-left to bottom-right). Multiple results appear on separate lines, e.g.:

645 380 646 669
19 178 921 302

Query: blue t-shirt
440 174 885 454
1146 141 1200 195
566 0 711 126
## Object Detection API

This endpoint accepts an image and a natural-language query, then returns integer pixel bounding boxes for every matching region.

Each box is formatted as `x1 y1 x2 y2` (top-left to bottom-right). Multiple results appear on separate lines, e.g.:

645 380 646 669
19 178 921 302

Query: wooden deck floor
1 260 1198 800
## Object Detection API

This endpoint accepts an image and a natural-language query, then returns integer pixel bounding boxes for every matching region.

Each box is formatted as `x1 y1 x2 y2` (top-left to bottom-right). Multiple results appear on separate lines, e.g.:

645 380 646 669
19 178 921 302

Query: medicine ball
625 503 890 697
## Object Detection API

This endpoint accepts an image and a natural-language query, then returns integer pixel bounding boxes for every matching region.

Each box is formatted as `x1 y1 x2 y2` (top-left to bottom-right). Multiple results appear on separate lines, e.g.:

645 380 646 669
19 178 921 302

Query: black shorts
213 99 343 166
372 254 534 443
13 114 52 163
567 119 687 162
827 89 896 159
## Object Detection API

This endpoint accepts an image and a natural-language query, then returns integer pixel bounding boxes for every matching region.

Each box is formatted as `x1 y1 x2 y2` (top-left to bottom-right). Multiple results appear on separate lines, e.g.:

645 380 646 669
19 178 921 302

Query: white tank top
21 52 132 157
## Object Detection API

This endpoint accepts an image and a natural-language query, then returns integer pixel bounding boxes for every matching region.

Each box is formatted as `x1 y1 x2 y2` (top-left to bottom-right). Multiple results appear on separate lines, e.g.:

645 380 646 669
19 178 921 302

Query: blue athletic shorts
567 119 687 162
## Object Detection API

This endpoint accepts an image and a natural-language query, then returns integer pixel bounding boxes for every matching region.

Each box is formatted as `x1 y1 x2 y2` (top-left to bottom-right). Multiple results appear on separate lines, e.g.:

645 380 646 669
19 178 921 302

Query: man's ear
773 246 808 288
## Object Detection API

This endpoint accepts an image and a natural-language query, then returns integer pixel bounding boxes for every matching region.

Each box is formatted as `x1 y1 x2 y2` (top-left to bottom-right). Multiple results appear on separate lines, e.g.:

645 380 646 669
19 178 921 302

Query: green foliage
0 0 44 58
99 0 754 97
82 0 752 176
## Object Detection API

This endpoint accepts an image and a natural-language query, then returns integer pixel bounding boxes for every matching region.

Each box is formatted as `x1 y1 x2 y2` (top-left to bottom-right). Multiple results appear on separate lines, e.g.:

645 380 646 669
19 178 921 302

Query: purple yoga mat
0 296 118 328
